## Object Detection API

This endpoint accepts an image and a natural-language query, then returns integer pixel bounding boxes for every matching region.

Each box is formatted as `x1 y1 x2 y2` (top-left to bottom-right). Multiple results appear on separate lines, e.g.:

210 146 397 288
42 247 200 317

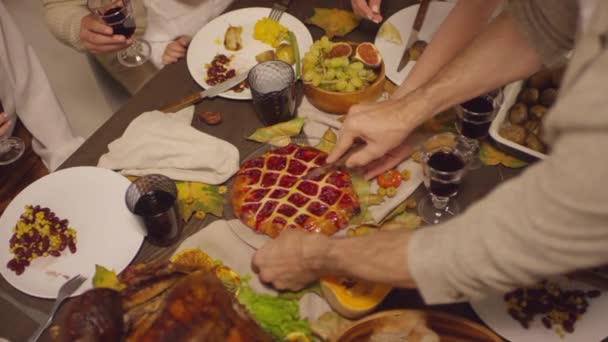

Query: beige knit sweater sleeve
407 0 608 305
42 0 89 51
42 0 147 52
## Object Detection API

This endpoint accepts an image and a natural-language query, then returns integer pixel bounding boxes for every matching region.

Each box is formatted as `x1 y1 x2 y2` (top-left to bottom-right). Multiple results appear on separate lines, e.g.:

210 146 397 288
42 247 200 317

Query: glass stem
431 195 449 210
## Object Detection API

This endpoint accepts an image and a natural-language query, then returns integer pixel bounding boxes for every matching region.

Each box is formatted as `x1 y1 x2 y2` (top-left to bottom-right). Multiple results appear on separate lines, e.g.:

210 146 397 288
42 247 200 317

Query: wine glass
418 132 470 225
0 136 25 165
87 0 151 67
454 89 504 169
0 102 24 165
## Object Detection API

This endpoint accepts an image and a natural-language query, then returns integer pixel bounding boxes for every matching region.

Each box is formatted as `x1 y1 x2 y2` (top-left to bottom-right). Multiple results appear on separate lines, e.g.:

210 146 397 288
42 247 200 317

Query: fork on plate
28 274 87 342
268 0 291 21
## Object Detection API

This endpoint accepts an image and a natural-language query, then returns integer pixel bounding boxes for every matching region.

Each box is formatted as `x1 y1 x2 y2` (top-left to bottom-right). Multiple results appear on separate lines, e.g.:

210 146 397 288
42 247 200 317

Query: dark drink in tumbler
133 190 180 246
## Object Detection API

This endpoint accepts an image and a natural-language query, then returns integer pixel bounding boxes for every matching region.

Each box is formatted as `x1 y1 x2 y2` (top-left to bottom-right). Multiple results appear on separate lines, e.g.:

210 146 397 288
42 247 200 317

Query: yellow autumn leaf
381 211 422 231
479 142 527 168
175 181 224 221
306 8 361 38
315 128 337 153
423 109 457 133
247 117 305 145
92 264 125 291
381 198 417 224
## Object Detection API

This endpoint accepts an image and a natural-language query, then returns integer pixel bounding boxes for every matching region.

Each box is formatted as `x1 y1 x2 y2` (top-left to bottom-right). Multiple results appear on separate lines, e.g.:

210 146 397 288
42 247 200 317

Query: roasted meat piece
127 270 271 342
51 288 123 342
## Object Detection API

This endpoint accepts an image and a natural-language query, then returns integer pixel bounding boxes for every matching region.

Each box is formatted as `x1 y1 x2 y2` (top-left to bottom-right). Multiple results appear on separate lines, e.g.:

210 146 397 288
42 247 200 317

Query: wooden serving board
337 309 502 342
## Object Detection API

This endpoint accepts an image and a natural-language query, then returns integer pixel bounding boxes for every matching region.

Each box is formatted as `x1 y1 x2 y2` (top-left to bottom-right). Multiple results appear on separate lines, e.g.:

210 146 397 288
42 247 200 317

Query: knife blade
159 70 249 113
397 0 431 72
303 142 365 180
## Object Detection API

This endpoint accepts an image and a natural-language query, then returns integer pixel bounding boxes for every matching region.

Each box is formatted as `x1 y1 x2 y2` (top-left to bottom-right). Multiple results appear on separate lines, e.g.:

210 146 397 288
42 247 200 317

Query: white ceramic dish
471 277 608 342
374 1 455 85
489 81 548 160
0 167 145 298
187 7 313 100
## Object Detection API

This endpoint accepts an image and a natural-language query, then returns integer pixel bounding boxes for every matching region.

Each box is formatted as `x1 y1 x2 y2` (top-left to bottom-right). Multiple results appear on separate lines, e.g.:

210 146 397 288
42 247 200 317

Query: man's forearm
314 230 417 288
397 11 543 127
393 0 503 98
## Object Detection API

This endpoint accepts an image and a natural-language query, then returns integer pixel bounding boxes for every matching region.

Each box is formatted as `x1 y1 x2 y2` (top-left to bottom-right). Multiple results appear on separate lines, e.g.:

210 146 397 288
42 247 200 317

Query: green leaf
479 142 527 168
247 117 305 145
306 8 361 38
92 264 125 291
278 282 322 300
349 174 374 224
314 128 337 153
287 31 301 79
382 211 422 231
175 181 224 221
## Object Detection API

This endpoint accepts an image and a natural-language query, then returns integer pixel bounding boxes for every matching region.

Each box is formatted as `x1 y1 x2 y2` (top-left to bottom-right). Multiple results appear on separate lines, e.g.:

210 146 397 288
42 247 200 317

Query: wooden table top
0 1 522 341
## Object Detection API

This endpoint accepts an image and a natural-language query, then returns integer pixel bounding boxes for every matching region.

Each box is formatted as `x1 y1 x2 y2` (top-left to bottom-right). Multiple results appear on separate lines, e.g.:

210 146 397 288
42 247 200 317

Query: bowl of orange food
302 38 386 114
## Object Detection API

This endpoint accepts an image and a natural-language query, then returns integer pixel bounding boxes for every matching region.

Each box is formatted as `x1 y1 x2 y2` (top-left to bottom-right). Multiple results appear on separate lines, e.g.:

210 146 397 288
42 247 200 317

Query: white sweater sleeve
0 4 83 170
408 125 608 303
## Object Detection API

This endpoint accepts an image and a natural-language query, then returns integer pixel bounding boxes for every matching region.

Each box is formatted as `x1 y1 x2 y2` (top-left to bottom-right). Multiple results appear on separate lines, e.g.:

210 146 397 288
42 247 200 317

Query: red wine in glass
427 151 466 197
102 7 135 38
134 190 181 246
458 96 495 139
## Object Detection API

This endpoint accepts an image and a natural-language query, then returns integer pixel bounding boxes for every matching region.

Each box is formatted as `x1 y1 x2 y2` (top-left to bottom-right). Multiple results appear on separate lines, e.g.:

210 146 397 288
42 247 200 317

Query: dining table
0 0 525 341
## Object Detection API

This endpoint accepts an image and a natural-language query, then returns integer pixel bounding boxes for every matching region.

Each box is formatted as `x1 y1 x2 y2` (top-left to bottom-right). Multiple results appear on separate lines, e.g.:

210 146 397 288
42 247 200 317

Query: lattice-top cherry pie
231 143 360 238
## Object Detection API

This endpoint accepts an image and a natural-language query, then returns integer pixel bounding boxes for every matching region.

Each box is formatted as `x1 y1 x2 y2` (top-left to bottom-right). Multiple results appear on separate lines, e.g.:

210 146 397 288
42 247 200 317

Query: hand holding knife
397 0 431 72
303 141 366 180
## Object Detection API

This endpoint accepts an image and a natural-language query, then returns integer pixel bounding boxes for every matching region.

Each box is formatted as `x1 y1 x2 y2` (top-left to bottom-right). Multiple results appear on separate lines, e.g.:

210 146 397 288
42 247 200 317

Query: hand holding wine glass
79 13 132 54
87 0 150 67
0 112 11 137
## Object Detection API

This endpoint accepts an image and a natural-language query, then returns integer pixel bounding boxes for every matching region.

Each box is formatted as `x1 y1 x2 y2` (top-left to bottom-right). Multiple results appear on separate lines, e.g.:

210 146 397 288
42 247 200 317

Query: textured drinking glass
87 0 151 67
0 101 24 165
125 174 181 246
418 133 470 225
248 61 296 126
455 89 504 169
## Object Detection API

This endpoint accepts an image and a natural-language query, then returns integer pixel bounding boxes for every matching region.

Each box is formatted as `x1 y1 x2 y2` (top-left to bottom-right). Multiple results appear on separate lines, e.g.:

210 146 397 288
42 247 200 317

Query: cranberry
319 186 341 205
294 147 319 162
294 214 310 226
261 173 279 187
278 175 298 188
288 193 310 207
241 203 261 214
245 188 270 202
256 201 279 225
266 156 287 171
269 189 289 199
277 204 297 217
273 144 297 155
314 154 327 166
287 159 307 175
307 201 328 216
297 181 319 196
241 169 262 185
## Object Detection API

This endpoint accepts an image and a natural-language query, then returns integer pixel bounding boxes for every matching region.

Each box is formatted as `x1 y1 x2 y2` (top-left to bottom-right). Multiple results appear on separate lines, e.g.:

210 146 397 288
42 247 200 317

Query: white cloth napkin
98 107 239 184
175 219 331 321
298 97 424 224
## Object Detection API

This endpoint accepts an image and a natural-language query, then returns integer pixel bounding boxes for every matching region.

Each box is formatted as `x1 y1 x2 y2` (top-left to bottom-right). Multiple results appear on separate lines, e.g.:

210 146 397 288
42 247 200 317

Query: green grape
335 79 348 91
328 58 342 68
347 68 359 78
303 61 316 73
350 76 363 88
335 70 347 80
303 70 315 82
349 61 365 71
323 59 333 67
312 73 322 87
345 83 356 93
320 36 331 47
324 69 336 80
